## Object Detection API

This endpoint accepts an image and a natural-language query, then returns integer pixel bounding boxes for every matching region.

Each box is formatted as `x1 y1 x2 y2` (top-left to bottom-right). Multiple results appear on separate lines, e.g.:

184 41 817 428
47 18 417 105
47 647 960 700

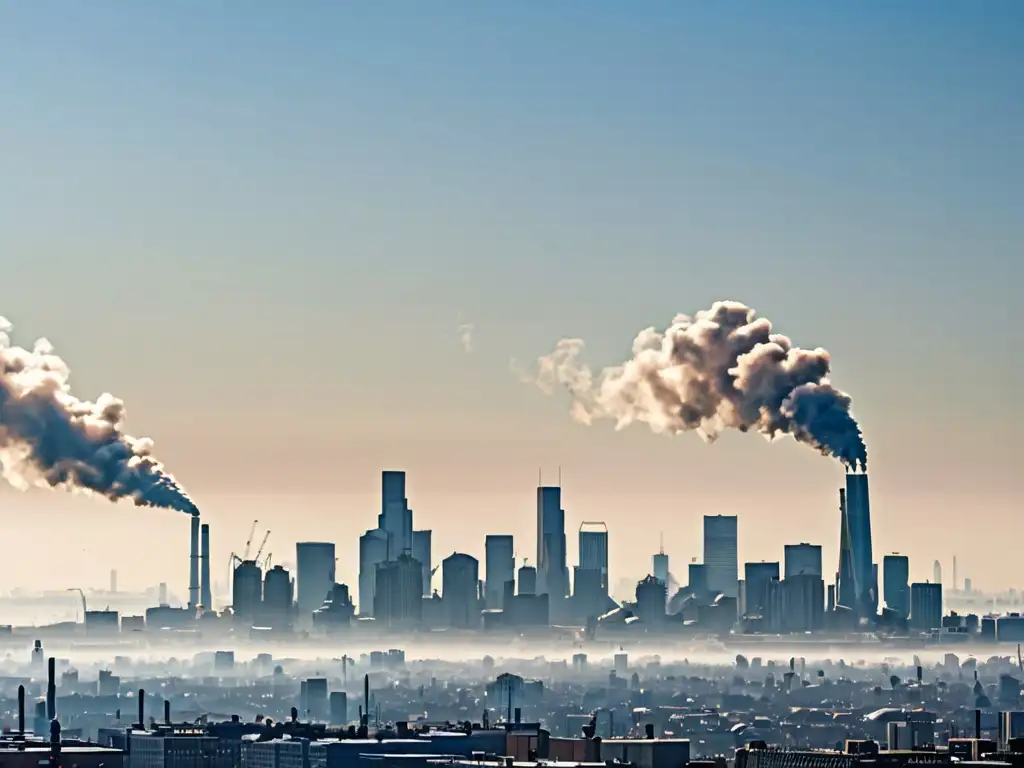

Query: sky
1 2 1022 606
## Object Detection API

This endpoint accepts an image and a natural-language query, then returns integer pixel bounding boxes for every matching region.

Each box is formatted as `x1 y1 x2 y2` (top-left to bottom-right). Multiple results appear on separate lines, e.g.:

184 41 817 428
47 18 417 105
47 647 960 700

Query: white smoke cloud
0 316 196 513
457 322 475 354
523 300 867 469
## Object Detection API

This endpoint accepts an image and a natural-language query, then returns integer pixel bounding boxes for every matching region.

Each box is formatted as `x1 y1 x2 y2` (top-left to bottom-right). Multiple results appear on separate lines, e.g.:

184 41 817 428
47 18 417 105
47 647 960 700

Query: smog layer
0 316 195 513
527 300 867 469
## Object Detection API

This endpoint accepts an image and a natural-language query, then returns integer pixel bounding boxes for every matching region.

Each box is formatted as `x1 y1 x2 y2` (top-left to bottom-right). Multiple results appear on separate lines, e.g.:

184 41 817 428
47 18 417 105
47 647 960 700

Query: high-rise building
883 553 910 619
412 530 432 596
379 470 413 559
359 529 388 615
442 553 480 628
537 487 568 599
910 582 942 631
688 562 707 594
485 535 515 609
261 564 293 630
784 543 823 579
653 553 669 585
373 554 423 627
845 472 875 618
703 515 738 599
578 523 609 589
743 561 780 618
836 488 856 609
296 543 336 625
232 560 262 624
635 576 667 625
518 565 537 596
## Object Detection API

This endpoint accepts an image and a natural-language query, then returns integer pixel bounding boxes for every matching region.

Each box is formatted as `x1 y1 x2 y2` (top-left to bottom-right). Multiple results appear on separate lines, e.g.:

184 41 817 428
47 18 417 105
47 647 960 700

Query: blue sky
1 3 1021 599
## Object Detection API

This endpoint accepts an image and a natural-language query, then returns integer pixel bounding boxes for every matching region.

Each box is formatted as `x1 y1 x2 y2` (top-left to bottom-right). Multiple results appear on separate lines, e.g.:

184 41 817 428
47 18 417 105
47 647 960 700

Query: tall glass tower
537 486 568 599
845 472 875 618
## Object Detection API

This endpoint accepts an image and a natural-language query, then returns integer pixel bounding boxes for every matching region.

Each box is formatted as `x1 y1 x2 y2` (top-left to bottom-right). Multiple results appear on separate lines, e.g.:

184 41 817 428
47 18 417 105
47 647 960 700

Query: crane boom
254 529 271 561
243 519 258 560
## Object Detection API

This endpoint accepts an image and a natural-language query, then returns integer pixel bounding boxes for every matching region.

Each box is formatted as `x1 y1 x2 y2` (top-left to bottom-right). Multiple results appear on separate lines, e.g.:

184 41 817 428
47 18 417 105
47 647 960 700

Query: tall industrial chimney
200 523 212 609
189 513 200 610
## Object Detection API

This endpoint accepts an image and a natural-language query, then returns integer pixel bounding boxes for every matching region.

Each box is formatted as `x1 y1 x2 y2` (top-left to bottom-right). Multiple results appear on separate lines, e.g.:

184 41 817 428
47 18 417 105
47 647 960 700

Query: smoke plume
0 317 197 513
528 300 867 469
457 322 475 354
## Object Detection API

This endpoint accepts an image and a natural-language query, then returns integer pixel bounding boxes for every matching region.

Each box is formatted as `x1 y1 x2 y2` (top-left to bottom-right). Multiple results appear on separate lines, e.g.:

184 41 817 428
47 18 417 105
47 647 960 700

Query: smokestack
189 513 200 610
976 709 982 739
0 316 197 513
200 523 212 609
138 689 145 729
164 699 170 725
17 684 24 735
46 657 55 721
526 300 867 469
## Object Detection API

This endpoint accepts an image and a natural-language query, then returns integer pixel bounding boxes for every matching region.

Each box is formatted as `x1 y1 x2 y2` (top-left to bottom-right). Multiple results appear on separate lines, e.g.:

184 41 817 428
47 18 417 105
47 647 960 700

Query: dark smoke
528 300 867 469
0 317 196 513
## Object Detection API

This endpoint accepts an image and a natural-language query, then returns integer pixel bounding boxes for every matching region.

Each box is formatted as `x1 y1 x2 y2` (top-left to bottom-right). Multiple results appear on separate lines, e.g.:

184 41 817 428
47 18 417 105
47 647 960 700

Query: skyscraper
703 515 738 599
358 529 388 615
442 552 480 628
537 486 568 599
379 470 413 559
743 561 780 618
883 553 910 619
784 543 822 579
578 523 609 588
295 542 336 624
836 488 856 610
910 582 942 631
412 529 432 596
653 553 669 585
845 472 875 618
485 535 515 609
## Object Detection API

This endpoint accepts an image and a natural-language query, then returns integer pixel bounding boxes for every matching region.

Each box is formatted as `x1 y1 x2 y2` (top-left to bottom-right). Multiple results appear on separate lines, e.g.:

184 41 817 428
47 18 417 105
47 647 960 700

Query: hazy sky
1 3 1021 605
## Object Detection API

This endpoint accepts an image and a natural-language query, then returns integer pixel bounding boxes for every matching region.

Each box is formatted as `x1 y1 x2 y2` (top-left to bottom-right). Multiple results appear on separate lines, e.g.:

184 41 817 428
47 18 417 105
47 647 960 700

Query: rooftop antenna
659 532 665 555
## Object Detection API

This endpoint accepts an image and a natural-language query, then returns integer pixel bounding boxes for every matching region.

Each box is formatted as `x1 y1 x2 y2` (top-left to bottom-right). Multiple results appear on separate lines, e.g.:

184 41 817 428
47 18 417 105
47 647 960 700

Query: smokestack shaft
200 523 212 609
46 657 55 721
189 513 200 610
138 689 145 728
18 684 25 735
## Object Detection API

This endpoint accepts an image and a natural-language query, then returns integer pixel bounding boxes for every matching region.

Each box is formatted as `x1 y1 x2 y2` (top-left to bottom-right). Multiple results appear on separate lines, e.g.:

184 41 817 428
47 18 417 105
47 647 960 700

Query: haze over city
2 1 1021 600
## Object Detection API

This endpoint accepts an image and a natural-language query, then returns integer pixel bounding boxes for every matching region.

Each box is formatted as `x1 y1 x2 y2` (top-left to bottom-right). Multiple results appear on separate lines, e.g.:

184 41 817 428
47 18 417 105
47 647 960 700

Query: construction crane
242 519 259 560
254 529 271 561
67 588 87 621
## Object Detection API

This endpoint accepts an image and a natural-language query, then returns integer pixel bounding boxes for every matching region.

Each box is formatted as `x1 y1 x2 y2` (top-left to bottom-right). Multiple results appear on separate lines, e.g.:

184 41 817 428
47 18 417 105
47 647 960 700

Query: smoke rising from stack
526 300 867 469
0 316 196 513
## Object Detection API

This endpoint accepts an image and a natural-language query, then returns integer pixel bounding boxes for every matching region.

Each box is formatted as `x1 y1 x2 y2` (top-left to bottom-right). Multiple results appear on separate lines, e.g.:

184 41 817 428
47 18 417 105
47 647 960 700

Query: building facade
295 542 336 625
703 515 738 599
484 535 515 609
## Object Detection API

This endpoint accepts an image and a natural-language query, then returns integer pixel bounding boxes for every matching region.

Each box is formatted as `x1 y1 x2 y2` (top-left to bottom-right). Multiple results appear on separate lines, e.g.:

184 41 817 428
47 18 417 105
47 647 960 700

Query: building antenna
659 532 664 555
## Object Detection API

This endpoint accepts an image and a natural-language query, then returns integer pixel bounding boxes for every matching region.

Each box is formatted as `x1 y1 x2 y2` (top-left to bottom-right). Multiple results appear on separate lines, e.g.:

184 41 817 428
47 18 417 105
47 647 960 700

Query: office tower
329 692 348 725
784 543 822 579
635 576 667 625
688 562 707 594
232 559 262 623
485 535 515 609
305 678 328 721
359 529 388 615
296 542 336 624
743 561 780 618
776 574 825 632
910 582 943 631
836 488 856 609
379 470 413 559
262 565 294 630
653 553 669 585
883 553 910 619
703 515 738 599
373 554 423 627
537 486 568 599
845 472 875 618
442 553 480 628
518 565 537 595
578 523 609 589
412 530 432 596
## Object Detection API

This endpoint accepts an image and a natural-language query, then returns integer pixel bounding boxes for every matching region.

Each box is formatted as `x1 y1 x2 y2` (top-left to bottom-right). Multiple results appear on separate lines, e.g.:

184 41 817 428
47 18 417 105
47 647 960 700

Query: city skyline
1 2 1021 594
